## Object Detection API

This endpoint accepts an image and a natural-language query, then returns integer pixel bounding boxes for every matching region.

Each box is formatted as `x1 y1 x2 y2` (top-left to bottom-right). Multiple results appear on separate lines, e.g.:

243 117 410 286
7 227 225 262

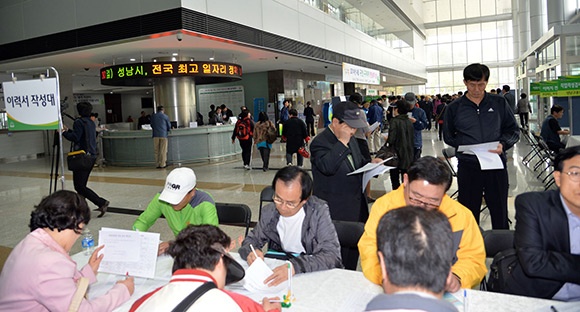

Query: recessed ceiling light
172 53 178 56
130 58 136 62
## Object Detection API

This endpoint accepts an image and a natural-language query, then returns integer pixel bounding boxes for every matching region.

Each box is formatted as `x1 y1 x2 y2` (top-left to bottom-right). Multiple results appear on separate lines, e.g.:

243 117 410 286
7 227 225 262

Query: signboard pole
4 67 65 191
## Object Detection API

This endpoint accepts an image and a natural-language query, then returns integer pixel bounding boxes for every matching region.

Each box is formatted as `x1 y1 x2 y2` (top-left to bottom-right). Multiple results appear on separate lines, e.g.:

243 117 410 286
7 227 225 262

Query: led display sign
100 61 243 86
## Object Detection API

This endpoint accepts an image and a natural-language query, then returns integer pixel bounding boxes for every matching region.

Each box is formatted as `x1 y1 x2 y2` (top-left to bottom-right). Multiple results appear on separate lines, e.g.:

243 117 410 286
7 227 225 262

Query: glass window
496 20 512 38
439 71 454 88
454 70 465 90
428 72 440 87
426 29 438 44
453 42 468 64
452 25 466 42
566 36 580 57
438 27 452 43
496 0 512 14
487 67 500 88
423 1 437 23
467 41 482 64
436 0 451 22
497 37 513 61
481 22 497 39
465 0 481 18
480 0 496 16
450 0 466 20
426 44 439 65
438 43 453 66
466 23 481 40
482 39 498 63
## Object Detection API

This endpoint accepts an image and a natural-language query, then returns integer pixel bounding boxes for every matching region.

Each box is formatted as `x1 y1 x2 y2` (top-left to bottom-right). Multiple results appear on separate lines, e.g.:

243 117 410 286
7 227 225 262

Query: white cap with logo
159 168 197 205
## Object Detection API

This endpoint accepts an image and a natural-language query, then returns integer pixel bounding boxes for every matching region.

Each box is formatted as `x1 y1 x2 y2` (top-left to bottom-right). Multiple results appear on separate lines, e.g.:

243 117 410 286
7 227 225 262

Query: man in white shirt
238 166 343 286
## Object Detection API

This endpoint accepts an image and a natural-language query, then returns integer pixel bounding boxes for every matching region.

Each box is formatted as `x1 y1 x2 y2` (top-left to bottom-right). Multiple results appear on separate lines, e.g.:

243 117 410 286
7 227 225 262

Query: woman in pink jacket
0 190 134 311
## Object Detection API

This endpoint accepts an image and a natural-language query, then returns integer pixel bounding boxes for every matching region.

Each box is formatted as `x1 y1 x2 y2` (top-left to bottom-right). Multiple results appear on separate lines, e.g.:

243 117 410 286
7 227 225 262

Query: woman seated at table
0 190 134 311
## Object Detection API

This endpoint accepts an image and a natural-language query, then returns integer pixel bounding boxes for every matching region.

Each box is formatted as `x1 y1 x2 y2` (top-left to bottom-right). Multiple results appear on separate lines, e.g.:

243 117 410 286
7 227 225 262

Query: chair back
442 147 457 177
259 186 275 220
216 203 252 237
482 229 515 258
332 220 365 271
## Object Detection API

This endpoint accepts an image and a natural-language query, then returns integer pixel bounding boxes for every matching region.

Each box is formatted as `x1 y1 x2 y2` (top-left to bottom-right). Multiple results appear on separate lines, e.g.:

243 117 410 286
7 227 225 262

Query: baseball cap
404 92 418 106
159 168 197 205
210 243 245 284
332 101 368 129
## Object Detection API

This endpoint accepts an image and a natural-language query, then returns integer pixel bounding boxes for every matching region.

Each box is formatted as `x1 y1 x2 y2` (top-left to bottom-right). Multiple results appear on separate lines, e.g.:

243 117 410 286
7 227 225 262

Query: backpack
236 119 250 140
266 122 277 144
487 248 518 293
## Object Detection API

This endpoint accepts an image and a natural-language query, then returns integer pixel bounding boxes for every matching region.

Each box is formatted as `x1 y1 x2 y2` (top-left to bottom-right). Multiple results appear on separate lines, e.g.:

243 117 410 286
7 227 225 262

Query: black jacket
443 93 519 163
507 190 580 299
310 127 368 222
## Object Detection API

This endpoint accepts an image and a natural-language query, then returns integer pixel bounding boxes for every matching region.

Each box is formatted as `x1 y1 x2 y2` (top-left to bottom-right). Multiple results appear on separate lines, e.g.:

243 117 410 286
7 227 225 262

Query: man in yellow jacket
358 156 486 292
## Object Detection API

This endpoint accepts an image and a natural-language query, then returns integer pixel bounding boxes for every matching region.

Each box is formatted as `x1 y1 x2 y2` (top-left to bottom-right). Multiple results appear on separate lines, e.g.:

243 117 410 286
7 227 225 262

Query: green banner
530 82 540 95
537 76 580 97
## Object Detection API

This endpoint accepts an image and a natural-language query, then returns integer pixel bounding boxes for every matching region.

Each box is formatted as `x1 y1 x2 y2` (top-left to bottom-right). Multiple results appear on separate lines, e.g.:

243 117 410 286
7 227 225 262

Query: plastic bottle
81 229 95 256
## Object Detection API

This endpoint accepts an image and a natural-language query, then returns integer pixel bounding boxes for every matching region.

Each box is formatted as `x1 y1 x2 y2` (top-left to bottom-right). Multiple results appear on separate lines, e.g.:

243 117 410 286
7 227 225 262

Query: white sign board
342 63 381 85
2 78 59 130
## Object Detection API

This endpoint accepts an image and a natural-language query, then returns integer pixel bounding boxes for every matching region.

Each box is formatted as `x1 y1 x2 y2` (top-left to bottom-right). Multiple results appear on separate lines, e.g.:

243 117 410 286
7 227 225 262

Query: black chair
216 203 252 237
480 229 515 290
332 220 365 271
259 186 275 220
441 147 458 199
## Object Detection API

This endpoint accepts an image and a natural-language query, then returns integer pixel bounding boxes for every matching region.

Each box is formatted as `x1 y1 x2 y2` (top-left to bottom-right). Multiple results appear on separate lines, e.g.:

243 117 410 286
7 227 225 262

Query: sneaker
263 167 268 172
287 163 293 166
95 200 109 218
244 165 251 170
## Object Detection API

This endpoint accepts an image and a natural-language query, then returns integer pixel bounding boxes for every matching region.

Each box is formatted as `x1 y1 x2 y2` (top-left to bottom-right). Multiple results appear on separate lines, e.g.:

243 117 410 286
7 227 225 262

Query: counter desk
101 125 240 166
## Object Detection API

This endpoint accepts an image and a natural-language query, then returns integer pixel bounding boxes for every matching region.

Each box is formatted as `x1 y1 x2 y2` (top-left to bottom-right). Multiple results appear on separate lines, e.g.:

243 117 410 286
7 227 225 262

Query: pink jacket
0 228 130 311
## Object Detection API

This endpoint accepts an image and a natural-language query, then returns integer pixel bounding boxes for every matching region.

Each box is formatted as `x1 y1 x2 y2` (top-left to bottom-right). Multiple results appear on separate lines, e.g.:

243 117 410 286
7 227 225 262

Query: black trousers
519 113 529 128
389 168 406 191
258 147 271 169
306 121 315 136
239 139 252 166
457 160 509 229
73 157 107 208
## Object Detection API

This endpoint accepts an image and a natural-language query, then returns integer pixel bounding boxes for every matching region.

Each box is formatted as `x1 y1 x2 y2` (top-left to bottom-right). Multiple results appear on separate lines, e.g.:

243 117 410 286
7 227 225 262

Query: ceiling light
209 51 215 61
130 58 136 62
172 53 178 56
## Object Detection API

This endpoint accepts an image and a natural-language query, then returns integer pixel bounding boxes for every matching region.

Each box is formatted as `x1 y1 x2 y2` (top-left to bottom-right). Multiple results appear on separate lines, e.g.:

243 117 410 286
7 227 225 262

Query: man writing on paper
239 166 343 286
359 157 486 292
443 63 520 229
365 206 458 312
133 167 218 254
130 225 281 311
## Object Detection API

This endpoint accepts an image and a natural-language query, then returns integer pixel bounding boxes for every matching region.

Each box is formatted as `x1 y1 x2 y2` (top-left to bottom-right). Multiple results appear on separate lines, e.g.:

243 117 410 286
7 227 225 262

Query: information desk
101 125 240 166
71 252 578 312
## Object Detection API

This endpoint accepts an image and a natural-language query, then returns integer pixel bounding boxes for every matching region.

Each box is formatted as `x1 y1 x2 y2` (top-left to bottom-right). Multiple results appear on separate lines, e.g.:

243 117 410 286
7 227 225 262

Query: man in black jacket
506 146 580 300
443 63 520 229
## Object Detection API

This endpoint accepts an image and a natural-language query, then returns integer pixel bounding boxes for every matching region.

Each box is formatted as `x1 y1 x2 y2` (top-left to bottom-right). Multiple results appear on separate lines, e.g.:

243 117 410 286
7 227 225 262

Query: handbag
298 145 310 158
487 248 519 293
67 150 94 171
375 144 399 167
266 122 278 144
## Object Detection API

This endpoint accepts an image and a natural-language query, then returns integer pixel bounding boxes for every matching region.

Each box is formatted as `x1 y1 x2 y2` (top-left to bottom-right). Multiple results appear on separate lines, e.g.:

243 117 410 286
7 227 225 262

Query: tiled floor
0 129 547 256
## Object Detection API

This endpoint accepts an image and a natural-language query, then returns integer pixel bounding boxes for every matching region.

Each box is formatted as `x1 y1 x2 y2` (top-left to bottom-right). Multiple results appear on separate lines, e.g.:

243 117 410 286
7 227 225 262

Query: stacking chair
258 186 275 220
480 229 515 290
215 203 253 237
332 220 365 271
441 147 459 199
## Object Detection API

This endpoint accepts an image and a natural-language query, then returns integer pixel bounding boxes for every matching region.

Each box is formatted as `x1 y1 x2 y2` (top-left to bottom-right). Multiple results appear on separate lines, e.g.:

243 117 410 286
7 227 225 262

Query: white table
71 252 579 312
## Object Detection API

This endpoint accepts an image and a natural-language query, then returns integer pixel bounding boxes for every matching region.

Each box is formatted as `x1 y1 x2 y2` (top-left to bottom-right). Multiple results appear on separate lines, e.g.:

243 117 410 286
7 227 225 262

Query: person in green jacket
133 167 218 254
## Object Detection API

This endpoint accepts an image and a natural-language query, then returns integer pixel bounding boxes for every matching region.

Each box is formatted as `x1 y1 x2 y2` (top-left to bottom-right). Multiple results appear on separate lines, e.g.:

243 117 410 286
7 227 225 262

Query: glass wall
423 0 515 95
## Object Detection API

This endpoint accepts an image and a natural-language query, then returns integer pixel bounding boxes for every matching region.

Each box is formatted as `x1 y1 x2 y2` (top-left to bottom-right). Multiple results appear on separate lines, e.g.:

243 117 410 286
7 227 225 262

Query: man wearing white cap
133 167 218 254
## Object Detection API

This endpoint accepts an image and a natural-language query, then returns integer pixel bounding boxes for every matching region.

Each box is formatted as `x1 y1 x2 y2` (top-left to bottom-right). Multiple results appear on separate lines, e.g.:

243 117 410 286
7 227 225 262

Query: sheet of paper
457 141 504 170
348 158 394 189
368 121 380 133
233 257 287 301
97 227 160 279
98 229 140 262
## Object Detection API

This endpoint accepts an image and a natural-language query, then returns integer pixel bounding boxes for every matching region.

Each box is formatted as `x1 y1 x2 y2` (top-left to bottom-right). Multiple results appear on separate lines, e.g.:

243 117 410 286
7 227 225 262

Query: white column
529 0 545 43
547 0 564 29
518 0 531 56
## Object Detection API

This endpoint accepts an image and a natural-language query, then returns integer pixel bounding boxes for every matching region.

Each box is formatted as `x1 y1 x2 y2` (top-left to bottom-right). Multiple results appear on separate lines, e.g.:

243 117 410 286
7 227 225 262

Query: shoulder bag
375 143 399 167
67 119 94 171
171 282 217 312
266 121 278 144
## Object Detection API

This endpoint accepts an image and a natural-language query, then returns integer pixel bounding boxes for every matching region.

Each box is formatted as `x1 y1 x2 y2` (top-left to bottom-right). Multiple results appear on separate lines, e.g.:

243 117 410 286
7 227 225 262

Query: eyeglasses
406 190 441 209
563 171 580 182
272 195 301 209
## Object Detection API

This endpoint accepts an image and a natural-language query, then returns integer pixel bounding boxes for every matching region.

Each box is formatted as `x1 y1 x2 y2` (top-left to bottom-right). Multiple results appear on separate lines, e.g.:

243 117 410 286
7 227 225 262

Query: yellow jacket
358 186 487 289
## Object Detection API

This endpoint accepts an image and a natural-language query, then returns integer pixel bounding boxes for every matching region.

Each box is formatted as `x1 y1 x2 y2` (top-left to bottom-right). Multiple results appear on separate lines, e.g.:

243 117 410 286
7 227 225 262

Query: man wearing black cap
310 101 370 223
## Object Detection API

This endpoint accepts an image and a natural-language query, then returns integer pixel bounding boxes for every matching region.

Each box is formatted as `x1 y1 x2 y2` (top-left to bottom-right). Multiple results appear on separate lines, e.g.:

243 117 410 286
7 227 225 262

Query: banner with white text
3 78 59 130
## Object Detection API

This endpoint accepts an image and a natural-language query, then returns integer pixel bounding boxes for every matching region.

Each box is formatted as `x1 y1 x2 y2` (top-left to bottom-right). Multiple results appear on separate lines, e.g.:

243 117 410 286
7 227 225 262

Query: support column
529 0 545 43
547 0 564 29
518 0 531 56
512 0 520 61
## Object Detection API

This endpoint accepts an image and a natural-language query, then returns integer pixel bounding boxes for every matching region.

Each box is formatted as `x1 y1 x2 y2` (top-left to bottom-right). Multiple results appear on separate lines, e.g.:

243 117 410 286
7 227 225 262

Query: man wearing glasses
500 146 580 300
358 156 486 292
239 166 343 287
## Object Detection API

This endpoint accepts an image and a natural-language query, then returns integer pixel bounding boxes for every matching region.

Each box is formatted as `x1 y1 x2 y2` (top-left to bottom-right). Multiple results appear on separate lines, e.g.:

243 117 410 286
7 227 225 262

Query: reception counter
102 125 240 166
